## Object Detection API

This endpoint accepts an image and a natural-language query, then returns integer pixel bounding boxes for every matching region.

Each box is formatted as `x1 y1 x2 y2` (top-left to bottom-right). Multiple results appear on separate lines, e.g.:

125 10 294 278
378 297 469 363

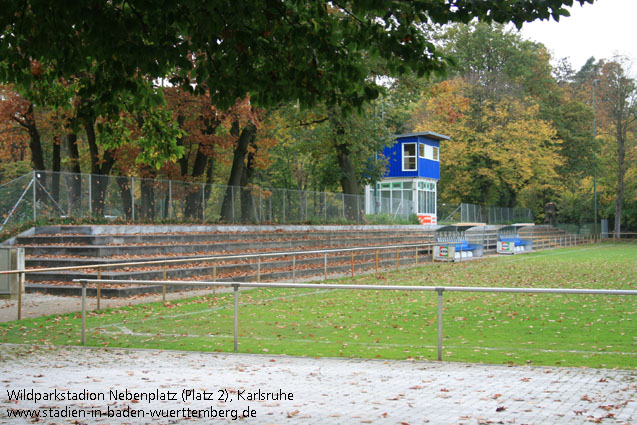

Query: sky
520 0 637 73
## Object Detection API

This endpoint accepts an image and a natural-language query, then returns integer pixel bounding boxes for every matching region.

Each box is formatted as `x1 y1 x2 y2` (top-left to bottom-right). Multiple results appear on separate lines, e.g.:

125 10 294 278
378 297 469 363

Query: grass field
1 243 635 369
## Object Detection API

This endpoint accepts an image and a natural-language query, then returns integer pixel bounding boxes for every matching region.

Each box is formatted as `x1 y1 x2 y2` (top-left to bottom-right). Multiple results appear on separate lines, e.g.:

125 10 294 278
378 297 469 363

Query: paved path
0 345 634 425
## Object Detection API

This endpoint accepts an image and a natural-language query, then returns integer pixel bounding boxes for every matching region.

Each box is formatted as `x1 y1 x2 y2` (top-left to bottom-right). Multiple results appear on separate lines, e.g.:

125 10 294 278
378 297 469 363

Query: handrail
74 278 637 361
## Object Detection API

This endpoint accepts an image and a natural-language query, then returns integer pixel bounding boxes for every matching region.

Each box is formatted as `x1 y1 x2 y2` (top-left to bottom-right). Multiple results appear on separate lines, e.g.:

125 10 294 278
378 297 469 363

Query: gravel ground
0 289 226 323
0 345 634 425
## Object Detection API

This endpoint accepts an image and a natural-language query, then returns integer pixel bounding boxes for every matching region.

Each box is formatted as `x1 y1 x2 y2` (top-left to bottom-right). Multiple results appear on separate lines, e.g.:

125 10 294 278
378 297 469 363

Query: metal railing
1 241 439 318
74 278 637 362
1 232 602 320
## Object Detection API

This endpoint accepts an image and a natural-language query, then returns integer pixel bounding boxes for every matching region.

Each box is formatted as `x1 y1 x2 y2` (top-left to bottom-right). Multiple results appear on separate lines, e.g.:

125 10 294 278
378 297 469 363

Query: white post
32 171 36 222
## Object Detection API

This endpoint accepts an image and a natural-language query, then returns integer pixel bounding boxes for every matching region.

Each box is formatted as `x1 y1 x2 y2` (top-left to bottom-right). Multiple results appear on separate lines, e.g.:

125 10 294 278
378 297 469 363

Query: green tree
0 0 592 111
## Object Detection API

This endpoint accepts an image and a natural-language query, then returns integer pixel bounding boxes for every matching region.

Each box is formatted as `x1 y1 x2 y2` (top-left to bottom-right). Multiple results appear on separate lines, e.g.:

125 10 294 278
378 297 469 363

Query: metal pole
375 249 379 276
351 251 354 278
396 248 399 270
257 256 261 282
292 254 296 280
97 267 102 310
32 171 36 222
213 263 217 297
17 272 23 320
437 288 444 361
81 281 86 346
324 252 327 280
162 262 167 302
233 284 239 352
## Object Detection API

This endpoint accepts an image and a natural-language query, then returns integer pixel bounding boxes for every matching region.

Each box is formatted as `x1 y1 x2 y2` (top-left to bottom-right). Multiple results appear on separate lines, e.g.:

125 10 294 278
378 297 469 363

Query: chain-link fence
1 172 538 231
0 171 381 230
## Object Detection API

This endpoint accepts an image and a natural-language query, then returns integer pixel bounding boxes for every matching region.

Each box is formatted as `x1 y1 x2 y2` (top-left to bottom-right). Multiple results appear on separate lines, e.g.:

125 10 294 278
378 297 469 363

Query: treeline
0 22 634 231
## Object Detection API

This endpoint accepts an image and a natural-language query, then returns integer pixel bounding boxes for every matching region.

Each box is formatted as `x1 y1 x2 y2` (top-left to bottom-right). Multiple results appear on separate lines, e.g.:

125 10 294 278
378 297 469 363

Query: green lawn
1 243 635 369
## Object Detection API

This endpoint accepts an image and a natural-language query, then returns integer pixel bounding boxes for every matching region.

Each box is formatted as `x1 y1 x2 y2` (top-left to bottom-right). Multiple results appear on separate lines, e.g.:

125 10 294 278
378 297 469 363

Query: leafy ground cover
1 243 635 368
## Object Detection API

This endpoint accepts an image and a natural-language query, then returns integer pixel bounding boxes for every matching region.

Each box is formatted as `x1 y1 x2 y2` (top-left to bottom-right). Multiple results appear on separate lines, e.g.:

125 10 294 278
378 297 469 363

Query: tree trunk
116 177 133 220
614 124 626 237
240 139 258 223
220 122 257 222
84 117 115 217
184 146 209 219
23 104 45 171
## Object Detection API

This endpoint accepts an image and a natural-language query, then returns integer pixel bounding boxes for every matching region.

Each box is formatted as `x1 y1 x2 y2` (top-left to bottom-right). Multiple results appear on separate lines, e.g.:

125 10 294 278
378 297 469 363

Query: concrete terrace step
19 235 432 257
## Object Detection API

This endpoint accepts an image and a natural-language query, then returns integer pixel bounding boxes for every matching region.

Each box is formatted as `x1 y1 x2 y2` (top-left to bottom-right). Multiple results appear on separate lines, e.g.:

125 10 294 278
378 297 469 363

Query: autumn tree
410 78 562 215
596 58 637 235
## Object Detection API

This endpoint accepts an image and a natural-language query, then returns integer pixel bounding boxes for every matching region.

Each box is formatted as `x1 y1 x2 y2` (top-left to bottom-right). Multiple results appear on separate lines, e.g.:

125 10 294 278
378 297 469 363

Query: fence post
97 267 102 310
32 171 36 223
162 262 167 302
213 262 217 297
292 254 296 280
81 280 87 346
351 251 354 278
17 272 23 320
257 256 261 282
233 284 239 352
324 252 327 280
437 288 444 361
375 249 379 276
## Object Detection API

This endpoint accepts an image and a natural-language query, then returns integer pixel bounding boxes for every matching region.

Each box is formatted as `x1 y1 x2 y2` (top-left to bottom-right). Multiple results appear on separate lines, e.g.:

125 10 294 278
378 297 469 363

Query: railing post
233 284 239 352
324 252 327 280
81 280 87 346
162 262 167 302
257 256 261 282
213 262 217 297
292 254 296 280
17 272 23 320
437 288 444 361
97 267 102 310
375 249 379 276
351 251 354 278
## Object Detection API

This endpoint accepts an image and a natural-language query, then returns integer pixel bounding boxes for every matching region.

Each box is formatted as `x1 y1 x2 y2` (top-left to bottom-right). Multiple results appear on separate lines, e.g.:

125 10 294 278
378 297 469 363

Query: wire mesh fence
1 172 537 231
0 171 380 230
